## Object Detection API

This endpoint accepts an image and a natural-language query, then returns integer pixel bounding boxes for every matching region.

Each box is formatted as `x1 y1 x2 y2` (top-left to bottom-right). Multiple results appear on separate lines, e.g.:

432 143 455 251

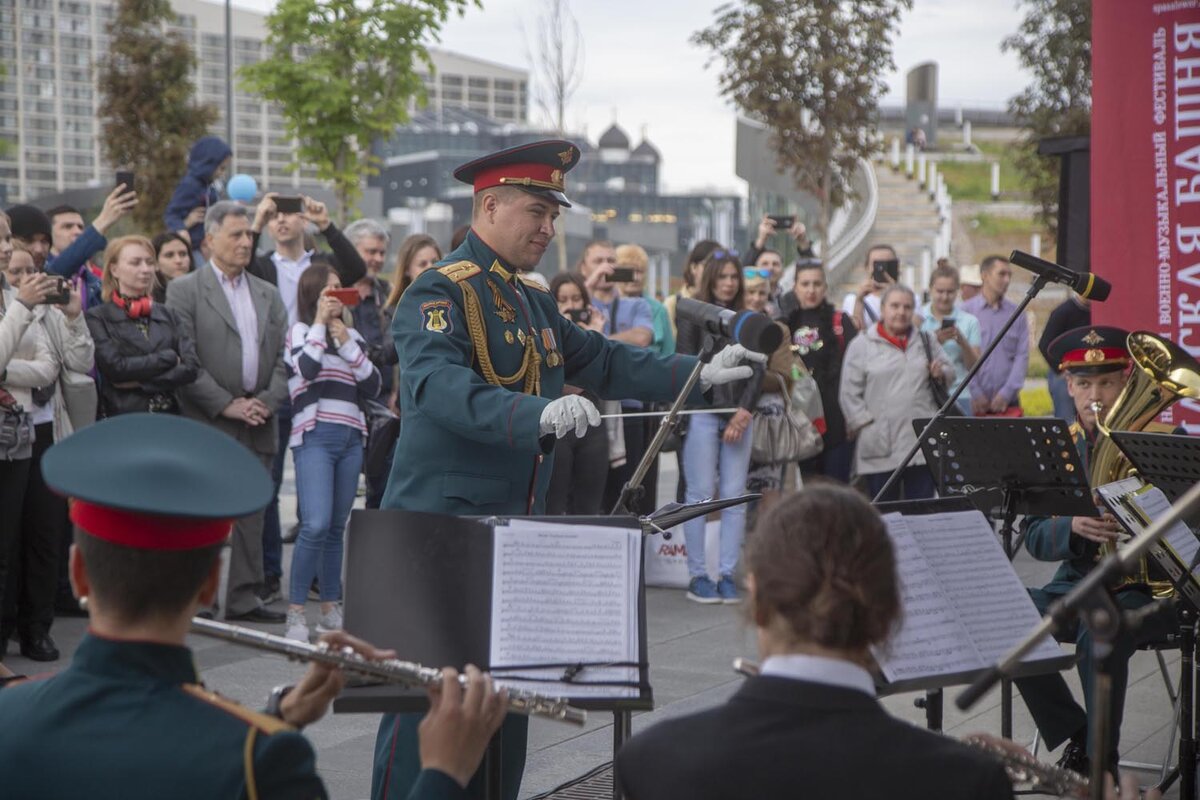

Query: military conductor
373 140 763 800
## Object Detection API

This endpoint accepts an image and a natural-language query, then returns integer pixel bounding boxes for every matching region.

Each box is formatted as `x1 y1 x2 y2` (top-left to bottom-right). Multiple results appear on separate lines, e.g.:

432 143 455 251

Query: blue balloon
226 173 258 202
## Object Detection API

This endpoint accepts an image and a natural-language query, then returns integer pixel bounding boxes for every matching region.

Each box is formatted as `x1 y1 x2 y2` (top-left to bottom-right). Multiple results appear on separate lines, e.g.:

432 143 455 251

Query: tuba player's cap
1047 326 1132 376
453 139 581 207
41 413 274 550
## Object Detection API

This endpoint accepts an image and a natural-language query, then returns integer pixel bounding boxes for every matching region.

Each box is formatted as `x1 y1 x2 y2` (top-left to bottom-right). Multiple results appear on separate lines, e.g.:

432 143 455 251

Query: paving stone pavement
4 453 1186 798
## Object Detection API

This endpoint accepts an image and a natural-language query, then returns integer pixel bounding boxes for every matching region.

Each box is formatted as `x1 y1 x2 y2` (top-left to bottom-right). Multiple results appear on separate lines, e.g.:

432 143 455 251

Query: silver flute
191 616 588 726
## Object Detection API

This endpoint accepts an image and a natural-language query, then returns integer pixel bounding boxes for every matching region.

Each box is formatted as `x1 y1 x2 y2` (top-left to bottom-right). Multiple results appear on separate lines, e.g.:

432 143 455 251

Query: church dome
632 137 660 161
598 123 631 150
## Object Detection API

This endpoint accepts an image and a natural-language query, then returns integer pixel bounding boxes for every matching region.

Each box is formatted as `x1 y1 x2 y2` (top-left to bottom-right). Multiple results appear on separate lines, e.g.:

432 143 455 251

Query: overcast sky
233 0 1033 194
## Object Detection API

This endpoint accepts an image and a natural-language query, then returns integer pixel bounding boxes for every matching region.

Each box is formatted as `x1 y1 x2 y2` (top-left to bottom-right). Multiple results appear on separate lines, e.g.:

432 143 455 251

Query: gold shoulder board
437 261 483 283
518 275 549 293
180 683 294 735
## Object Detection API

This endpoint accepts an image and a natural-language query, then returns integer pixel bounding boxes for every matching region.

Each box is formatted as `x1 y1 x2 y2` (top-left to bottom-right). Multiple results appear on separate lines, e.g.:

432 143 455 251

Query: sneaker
284 609 310 643
258 576 281 605
308 578 320 601
717 574 741 604
316 605 343 634
686 577 721 604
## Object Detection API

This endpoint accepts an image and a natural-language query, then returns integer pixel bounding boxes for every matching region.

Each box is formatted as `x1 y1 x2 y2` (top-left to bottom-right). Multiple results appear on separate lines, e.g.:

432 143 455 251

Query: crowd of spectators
0 138 1040 655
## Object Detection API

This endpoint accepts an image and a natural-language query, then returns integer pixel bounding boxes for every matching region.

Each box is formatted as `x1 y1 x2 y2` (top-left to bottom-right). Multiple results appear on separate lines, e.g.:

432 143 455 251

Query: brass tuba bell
1090 332 1200 596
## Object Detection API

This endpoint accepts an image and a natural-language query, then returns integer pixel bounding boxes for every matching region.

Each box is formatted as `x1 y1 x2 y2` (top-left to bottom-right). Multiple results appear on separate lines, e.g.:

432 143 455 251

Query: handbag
58 369 97 431
919 331 958 414
362 398 400 476
0 388 33 461
750 372 823 465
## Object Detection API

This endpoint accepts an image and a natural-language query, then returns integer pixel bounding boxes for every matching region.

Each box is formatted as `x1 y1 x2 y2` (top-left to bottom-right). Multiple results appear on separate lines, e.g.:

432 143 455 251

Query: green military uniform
1014 326 1179 763
374 140 707 800
0 413 467 800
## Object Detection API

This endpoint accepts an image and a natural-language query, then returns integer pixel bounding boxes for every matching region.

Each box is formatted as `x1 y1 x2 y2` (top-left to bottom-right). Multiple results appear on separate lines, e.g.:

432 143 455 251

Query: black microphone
1008 250 1112 301
676 297 783 354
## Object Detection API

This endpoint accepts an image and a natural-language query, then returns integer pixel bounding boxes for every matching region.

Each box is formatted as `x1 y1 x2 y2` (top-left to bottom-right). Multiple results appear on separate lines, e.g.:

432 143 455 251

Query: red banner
1092 0 1200 432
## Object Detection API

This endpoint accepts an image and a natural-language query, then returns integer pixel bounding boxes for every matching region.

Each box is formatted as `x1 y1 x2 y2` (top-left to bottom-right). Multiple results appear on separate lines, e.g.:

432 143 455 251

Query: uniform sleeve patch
420 299 454 334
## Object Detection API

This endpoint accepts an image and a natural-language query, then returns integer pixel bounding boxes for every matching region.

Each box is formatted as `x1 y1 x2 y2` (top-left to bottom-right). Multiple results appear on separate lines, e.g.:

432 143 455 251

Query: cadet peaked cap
453 139 581 207
1047 325 1132 376
42 413 274 550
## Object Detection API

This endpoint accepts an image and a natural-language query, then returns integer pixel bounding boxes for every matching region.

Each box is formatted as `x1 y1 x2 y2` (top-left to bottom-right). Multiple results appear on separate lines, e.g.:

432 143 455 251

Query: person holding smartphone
918 264 980 415
282 260 380 643
842 244 898 331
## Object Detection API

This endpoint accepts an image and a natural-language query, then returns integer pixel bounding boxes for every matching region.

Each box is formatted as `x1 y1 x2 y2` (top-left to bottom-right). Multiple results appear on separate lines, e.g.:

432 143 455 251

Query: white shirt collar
210 261 244 288
759 654 876 696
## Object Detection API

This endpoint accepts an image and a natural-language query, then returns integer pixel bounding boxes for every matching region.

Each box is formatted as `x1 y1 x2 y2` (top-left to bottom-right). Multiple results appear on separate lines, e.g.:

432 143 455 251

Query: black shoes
1056 739 1088 776
20 634 60 662
226 606 287 623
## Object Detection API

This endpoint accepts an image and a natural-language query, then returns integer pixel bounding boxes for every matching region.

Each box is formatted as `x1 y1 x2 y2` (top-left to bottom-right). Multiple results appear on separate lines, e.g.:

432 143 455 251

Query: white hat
959 264 983 287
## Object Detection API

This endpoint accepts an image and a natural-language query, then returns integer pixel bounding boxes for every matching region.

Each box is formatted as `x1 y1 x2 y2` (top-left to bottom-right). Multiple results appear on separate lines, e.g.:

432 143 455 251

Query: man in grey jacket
166 202 289 623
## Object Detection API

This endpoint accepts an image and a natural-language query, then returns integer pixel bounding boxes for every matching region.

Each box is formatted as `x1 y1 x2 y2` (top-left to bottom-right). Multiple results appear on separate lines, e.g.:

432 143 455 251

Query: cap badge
1085 348 1105 363
1082 329 1103 346
557 148 574 166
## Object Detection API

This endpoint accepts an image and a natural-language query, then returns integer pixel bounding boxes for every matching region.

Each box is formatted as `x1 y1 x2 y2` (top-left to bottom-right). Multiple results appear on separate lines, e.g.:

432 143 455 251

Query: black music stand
873 497 1075 738
335 510 652 800
912 416 1096 557
1113 430 1200 527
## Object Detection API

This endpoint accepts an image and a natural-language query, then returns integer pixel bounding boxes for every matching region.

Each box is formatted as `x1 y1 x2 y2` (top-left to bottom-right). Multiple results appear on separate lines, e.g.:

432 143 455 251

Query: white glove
699 344 768 391
539 395 601 439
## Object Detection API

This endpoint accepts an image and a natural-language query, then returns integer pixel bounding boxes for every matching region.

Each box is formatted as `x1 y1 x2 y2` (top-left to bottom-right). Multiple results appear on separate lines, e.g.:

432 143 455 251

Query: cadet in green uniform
0 413 506 800
374 140 764 800
1014 326 1178 776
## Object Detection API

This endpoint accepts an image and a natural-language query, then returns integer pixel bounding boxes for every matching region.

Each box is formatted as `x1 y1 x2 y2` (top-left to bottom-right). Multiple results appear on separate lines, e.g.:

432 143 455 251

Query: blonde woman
85 236 199 418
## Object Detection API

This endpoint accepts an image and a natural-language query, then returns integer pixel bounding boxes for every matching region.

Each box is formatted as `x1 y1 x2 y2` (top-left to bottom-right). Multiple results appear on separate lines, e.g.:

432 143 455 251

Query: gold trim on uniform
518 275 550 293
437 261 483 283
459 280 541 396
488 260 515 284
498 176 565 191
180 684 294 734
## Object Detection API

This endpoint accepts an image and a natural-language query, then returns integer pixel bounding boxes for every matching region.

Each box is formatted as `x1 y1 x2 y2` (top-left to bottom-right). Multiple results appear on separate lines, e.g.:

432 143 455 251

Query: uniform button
537 454 544 463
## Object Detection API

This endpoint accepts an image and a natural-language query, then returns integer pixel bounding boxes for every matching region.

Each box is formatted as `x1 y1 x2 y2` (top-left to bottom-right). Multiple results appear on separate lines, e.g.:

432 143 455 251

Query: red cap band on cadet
1058 346 1129 370
70 500 233 550
471 161 566 194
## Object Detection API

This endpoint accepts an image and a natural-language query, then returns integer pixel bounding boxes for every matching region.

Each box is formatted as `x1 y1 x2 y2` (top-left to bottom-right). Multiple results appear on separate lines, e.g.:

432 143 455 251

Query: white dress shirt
759 653 876 696
210 262 259 393
272 249 313 326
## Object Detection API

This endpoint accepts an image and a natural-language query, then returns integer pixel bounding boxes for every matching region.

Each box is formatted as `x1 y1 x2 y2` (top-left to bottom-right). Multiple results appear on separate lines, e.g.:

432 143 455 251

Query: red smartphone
326 288 360 307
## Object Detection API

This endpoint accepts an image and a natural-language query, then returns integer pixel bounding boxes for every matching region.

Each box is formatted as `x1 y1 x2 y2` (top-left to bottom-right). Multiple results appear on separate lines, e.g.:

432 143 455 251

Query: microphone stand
956 479 1200 800
611 338 715 516
872 273 1050 502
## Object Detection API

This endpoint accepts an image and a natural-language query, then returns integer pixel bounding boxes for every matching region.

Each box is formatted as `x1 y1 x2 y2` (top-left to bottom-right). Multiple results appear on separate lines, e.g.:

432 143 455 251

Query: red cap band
1058 346 1129 370
472 162 565 194
70 500 232 550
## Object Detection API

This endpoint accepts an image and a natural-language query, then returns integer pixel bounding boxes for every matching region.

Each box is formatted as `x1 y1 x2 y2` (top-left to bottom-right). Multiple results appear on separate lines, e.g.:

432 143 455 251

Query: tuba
1090 332 1200 595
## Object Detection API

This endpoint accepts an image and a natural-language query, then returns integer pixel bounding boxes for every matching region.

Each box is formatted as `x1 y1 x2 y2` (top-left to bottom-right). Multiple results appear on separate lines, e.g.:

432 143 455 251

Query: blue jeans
262 402 292 581
682 412 754 579
289 422 363 605
1048 371 1074 422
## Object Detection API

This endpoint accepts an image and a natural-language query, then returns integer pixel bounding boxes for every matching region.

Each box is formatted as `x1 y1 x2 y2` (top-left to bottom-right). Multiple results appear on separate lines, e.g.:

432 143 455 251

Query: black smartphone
872 258 900 283
610 267 636 283
274 195 303 214
40 277 70 306
115 170 135 191
940 318 956 329
767 214 795 230
566 308 592 324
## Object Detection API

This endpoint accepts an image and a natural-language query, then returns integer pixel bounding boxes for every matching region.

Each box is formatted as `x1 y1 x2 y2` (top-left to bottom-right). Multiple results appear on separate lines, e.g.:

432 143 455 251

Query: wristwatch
264 683 296 724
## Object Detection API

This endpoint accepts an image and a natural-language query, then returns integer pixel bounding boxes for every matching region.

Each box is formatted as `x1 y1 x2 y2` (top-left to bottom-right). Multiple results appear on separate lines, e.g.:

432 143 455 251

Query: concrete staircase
837 162 943 296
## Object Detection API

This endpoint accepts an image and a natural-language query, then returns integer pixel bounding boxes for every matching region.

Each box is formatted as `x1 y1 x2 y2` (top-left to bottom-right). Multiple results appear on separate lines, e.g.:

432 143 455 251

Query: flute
191 616 588 726
732 659 1089 798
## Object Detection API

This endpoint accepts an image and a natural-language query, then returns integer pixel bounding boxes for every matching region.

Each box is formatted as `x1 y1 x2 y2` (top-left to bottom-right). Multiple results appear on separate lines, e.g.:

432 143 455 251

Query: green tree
240 0 476 220
95 0 218 233
1002 0 1091 240
692 0 911 247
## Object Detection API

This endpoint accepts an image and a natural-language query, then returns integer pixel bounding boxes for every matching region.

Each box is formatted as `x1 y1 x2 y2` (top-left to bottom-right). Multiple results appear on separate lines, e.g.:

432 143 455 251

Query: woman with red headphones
86 236 199 418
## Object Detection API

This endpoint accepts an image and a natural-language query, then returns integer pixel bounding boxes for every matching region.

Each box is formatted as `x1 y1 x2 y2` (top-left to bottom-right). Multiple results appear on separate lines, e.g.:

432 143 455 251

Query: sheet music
876 511 1065 685
1131 486 1200 575
874 514 981 682
489 520 640 699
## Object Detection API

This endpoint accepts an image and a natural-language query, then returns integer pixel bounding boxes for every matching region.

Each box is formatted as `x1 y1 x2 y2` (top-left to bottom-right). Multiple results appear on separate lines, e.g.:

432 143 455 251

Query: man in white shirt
841 244 898 331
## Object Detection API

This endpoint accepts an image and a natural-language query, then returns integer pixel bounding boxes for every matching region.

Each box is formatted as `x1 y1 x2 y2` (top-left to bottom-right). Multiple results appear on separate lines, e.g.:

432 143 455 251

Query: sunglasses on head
709 248 740 261
743 267 771 279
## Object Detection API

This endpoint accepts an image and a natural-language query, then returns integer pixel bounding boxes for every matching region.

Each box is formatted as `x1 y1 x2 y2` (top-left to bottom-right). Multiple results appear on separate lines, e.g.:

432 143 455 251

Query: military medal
546 351 562 368
488 280 517 323
517 329 527 345
540 328 562 368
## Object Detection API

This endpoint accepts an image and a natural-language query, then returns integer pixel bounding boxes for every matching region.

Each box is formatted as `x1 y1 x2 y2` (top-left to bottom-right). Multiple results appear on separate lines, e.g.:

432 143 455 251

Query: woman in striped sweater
284 259 381 642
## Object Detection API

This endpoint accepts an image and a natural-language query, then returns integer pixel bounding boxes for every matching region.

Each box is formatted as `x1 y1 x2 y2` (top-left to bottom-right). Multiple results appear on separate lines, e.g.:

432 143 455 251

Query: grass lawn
935 139 1033 202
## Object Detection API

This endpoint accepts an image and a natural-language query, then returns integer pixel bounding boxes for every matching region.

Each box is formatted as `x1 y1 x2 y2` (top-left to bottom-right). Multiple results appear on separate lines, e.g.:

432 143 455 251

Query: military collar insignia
489 260 515 284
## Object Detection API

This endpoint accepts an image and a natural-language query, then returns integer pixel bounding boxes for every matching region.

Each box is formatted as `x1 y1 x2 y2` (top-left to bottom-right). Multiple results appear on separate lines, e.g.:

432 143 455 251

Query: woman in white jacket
1 240 94 661
838 284 953 501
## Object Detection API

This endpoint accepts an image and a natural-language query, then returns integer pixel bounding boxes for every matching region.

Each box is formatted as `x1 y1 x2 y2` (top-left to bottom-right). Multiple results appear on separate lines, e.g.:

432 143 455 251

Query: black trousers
603 415 648 514
545 424 608 515
0 455 32 650
2 424 63 640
